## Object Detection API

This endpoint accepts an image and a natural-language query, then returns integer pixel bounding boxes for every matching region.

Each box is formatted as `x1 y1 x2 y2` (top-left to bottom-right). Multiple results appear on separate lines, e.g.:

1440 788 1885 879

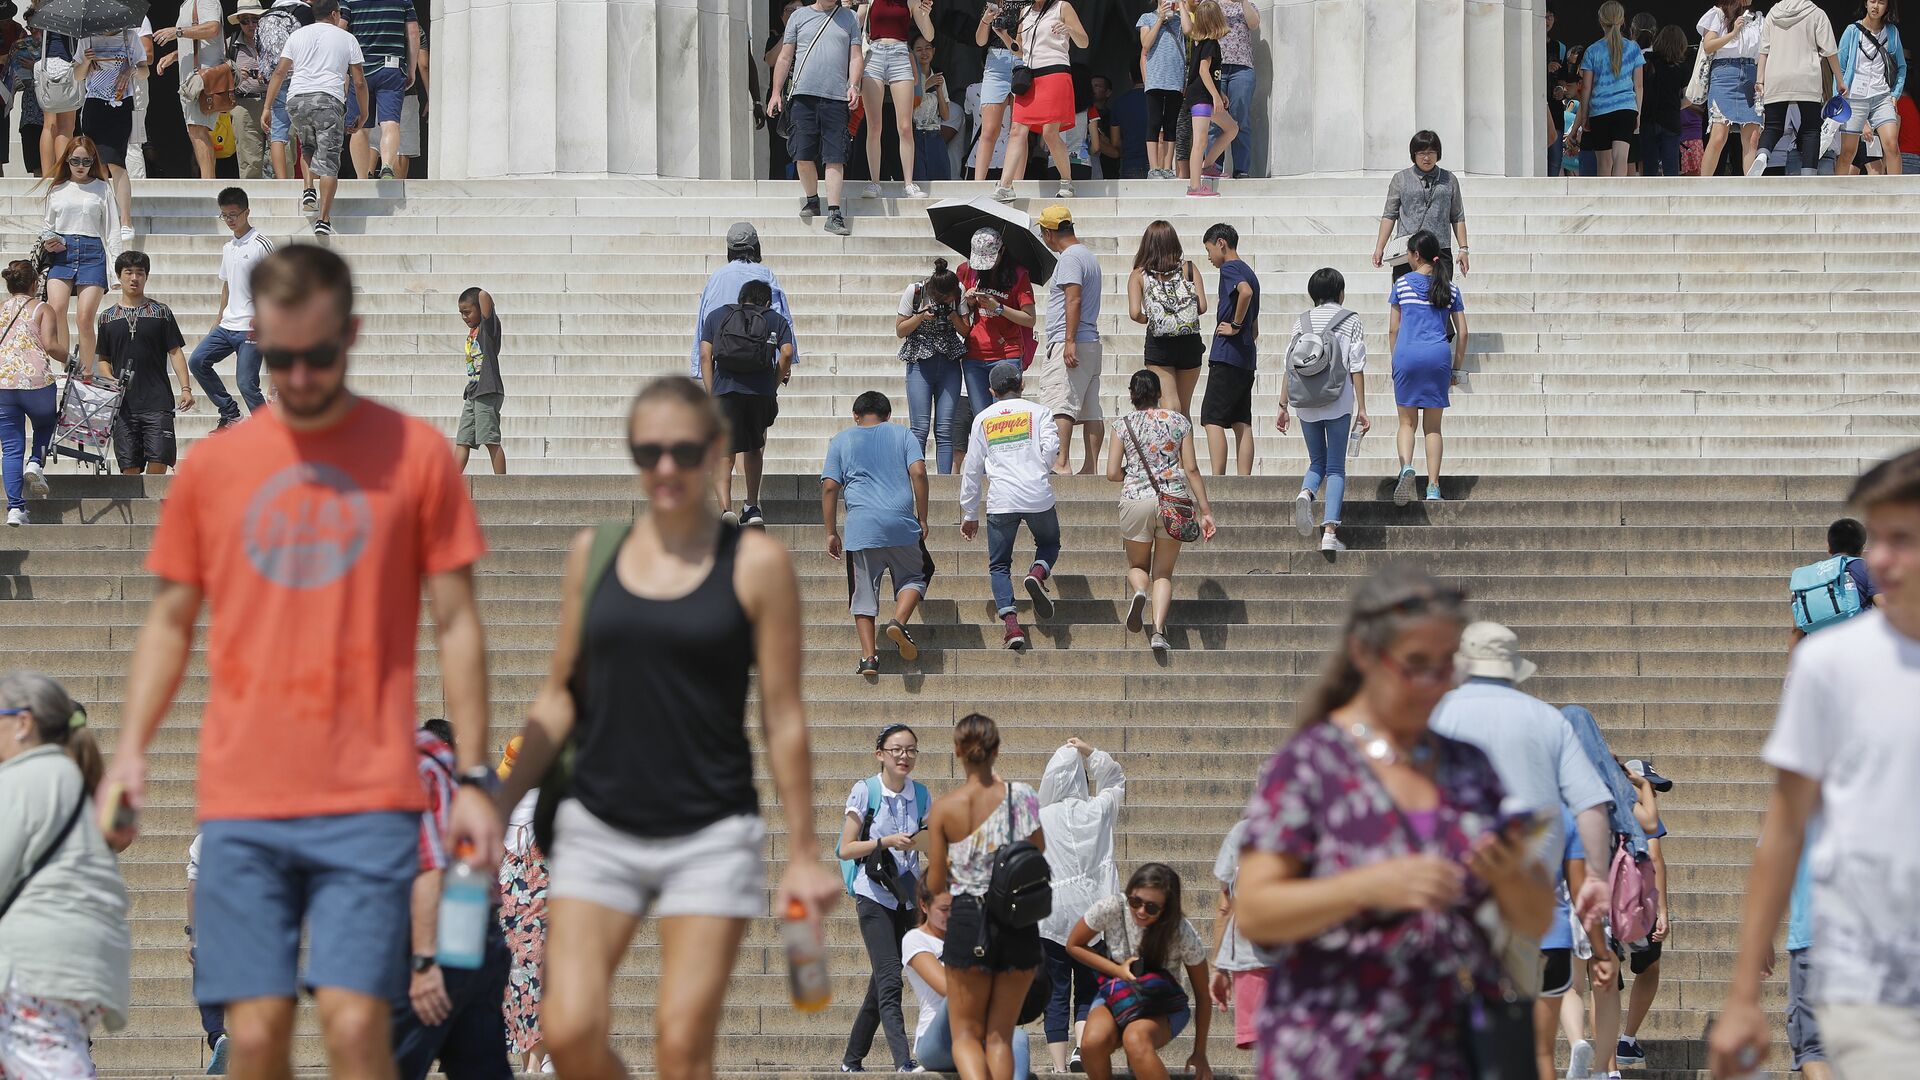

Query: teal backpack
841 773 931 897
1789 555 1867 634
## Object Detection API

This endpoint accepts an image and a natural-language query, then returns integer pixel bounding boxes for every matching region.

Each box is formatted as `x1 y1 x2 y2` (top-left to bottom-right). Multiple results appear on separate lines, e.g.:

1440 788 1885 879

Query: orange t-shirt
147 399 488 821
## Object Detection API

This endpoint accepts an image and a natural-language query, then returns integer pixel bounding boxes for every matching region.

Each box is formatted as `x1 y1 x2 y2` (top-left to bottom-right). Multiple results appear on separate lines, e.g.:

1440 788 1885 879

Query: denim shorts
980 48 1017 105
866 39 915 85
46 235 107 289
1844 91 1900 134
1089 992 1192 1040
270 93 291 143
193 811 417 1005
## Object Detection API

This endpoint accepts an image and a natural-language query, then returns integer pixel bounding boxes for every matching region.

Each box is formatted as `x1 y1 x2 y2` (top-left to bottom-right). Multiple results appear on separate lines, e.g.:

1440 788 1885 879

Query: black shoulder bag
984 782 1051 929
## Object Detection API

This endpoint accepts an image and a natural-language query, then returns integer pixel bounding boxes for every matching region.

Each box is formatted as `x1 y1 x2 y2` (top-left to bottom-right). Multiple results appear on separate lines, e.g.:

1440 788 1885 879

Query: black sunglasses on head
262 343 344 371
629 441 707 469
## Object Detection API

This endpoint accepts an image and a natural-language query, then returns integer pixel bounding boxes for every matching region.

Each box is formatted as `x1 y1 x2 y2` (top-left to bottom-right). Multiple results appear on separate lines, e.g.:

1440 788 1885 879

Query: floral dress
497 819 550 1054
1241 723 1507 1079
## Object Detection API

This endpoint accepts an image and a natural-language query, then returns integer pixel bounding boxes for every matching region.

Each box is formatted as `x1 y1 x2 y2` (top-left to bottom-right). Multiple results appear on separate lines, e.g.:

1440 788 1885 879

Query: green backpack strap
531 520 631 854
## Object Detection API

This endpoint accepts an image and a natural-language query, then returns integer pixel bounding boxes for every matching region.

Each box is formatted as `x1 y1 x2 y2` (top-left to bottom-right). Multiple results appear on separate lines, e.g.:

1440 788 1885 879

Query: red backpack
1609 838 1659 942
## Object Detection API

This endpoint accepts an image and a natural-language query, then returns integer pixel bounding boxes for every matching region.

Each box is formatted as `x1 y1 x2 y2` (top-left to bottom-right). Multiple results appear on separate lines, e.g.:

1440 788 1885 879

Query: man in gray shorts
822 390 932 678
261 0 369 237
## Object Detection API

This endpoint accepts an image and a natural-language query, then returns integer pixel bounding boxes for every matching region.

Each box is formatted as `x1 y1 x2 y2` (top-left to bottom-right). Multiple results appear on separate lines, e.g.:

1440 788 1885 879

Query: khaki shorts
1118 497 1168 543
1031 338 1104 422
456 391 504 447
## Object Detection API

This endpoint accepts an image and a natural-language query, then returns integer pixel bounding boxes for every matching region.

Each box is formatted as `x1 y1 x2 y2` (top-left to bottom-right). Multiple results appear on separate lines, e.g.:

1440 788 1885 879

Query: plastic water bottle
784 897 831 1013
1347 423 1366 460
436 847 490 970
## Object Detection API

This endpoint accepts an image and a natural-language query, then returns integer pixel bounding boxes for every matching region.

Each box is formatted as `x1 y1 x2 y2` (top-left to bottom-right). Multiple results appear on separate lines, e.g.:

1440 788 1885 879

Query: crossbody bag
776 9 841 139
0 793 87 922
1123 415 1201 543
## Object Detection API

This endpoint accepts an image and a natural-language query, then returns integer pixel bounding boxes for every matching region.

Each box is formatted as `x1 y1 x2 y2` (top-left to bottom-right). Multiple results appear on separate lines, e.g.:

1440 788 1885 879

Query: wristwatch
411 954 437 974
454 764 500 796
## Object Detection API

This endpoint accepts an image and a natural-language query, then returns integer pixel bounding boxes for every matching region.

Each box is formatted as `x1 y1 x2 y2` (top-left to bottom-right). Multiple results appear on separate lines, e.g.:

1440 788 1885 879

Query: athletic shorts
456 392 503 447
1586 109 1637 148
112 408 176 471
846 542 934 619
944 893 1042 973
1030 338 1103 422
1199 362 1256 429
1230 968 1268 1049
1540 947 1573 997
1628 936 1663 974
718 391 779 454
288 92 347 177
549 800 766 920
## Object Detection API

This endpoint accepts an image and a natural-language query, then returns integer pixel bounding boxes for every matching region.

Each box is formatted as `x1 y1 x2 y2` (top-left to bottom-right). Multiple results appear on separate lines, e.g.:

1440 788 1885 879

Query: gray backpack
1285 307 1358 410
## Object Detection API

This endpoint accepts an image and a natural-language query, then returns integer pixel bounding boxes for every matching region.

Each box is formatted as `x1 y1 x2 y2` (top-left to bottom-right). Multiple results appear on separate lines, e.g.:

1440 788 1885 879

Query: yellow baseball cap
1036 205 1074 230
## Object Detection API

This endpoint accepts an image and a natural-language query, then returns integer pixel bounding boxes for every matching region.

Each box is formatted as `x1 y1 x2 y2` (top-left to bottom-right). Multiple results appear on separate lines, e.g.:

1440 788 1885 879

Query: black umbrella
926 197 1058 286
27 0 150 38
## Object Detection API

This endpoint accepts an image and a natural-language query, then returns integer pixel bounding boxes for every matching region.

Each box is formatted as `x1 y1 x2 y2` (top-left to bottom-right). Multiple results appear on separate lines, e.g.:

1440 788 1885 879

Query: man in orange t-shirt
102 245 504 1080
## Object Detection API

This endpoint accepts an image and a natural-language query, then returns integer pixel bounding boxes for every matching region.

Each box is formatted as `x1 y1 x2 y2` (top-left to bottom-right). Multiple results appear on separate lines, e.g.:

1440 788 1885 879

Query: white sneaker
991 186 1016 203
6 507 25 527
1056 181 1074 198
1746 150 1769 177
22 460 48 500
1320 532 1346 553
863 182 883 199
1565 1039 1593 1079
902 182 926 198
1293 490 1314 537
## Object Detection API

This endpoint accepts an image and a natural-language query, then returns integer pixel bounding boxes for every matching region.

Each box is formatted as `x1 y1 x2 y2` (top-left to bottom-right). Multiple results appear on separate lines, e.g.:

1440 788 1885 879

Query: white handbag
1684 45 1710 106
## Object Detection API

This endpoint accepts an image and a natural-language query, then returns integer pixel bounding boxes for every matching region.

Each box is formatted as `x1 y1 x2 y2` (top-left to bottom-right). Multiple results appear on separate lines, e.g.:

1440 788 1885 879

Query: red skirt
1013 70 1075 129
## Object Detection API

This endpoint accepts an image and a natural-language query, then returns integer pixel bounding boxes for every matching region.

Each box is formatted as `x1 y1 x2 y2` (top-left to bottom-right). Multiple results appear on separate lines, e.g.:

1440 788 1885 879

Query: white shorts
549 800 766 920
1031 338 1104 422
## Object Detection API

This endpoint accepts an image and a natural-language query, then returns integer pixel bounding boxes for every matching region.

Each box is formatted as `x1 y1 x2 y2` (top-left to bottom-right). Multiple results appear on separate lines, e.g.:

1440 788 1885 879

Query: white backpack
1142 265 1201 338
1285 307 1358 410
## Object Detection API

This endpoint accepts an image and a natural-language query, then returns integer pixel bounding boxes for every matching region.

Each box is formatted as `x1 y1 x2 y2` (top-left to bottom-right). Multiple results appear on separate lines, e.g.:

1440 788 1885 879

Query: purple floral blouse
1242 722 1508 1079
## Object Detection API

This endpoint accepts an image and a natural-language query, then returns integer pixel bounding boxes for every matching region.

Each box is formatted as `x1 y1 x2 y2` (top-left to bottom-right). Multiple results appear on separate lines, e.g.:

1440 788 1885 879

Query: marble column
432 0 759 179
1261 0 1543 176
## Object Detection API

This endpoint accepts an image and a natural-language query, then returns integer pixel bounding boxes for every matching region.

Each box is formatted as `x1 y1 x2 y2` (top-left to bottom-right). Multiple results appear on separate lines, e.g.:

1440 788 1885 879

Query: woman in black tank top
498 377 843 1078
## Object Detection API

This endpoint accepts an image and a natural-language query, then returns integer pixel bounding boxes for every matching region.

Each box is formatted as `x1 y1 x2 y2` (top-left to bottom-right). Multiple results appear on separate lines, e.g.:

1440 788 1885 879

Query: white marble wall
432 0 758 179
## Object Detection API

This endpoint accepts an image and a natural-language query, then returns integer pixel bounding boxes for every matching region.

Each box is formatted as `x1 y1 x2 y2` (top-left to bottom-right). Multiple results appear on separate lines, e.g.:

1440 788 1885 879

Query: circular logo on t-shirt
242 462 372 589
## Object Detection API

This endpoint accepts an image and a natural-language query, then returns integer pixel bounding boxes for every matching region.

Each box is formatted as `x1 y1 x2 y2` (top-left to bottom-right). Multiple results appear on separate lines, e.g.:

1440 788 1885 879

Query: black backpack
712 303 777 375
985 782 1051 929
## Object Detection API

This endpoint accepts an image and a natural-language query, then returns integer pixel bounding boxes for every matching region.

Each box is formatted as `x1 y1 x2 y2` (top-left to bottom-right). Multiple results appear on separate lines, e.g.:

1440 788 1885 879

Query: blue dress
1389 272 1463 409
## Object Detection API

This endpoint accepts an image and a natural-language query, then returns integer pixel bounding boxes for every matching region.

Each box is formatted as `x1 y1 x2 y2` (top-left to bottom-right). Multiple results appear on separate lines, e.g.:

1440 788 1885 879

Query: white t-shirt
900 927 944 1043
1850 24 1892 99
1212 819 1262 972
1081 893 1209 972
281 23 364 103
178 0 228 70
185 833 202 882
1763 610 1920 1008
1698 7 1762 61
219 228 275 331
1286 303 1369 424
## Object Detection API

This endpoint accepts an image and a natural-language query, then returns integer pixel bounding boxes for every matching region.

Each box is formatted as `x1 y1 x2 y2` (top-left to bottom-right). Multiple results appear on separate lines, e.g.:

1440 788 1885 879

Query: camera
990 0 1029 36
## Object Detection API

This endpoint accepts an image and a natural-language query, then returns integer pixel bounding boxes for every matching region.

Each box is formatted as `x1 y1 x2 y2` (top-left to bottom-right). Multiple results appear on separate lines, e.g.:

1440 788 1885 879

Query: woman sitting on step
902 875 1037 1076
1066 862 1215 1080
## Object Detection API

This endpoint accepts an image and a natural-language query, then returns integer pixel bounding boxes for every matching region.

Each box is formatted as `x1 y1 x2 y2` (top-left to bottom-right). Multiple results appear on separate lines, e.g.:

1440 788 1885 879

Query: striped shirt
82 29 142 103
347 0 415 65
415 729 455 873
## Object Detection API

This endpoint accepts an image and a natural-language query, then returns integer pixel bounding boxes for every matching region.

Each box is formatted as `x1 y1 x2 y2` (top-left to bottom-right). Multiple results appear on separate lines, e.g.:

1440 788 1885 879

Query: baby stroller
50 358 123 475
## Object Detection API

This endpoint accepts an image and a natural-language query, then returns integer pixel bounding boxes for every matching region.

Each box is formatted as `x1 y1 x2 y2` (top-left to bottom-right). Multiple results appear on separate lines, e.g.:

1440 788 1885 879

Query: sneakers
1293 490 1314 537
1425 483 1443 502
800 195 821 220
1003 618 1029 651
720 509 740 527
1150 631 1170 653
885 620 919 662
862 181 883 199
991 185 1016 203
1320 532 1346 553
1024 565 1054 619
5 507 25 527
301 187 318 214
1125 590 1147 634
1202 164 1224 178
207 1034 230 1075
1067 1049 1083 1073
1393 466 1417 506
22 460 48 500
1565 1038 1594 1079
825 209 851 236
839 1065 864 1074
1746 150 1769 177
378 165 397 180
313 219 334 237
857 655 880 678
741 504 766 528
1615 1036 1646 1068
1055 181 1073 198
902 182 926 198
1185 187 1219 197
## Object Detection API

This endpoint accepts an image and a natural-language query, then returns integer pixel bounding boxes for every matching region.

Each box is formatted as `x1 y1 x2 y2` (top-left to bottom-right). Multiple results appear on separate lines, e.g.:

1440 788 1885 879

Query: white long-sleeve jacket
1037 744 1126 944
959 396 1059 520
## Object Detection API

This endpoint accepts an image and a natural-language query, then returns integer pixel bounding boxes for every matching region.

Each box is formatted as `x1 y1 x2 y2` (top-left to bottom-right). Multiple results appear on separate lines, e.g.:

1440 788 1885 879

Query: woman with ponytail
1574 2 1647 176
1229 568 1552 1078
0 670 131 1078
898 256 970 473
1386 231 1466 506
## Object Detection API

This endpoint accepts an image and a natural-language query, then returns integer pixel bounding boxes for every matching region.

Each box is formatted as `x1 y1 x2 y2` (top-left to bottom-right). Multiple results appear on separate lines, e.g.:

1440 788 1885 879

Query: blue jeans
0 385 57 510
1216 65 1256 176
907 356 963 474
1640 124 1681 177
190 325 263 422
1042 938 1098 1044
1547 134 1564 176
1299 416 1350 525
986 508 1060 617
390 922 514 1080
963 359 1002 424
914 999 1033 1078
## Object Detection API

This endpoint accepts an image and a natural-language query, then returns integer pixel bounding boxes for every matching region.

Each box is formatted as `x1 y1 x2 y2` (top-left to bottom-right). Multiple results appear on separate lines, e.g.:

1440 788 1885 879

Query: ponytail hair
1290 566 1469 732
1407 230 1454 321
0 671 101 794
1598 1 1626 76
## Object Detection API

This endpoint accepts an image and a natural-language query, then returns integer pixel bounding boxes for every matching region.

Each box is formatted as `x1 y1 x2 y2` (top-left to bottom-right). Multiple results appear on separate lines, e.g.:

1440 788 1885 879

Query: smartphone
97 781 137 835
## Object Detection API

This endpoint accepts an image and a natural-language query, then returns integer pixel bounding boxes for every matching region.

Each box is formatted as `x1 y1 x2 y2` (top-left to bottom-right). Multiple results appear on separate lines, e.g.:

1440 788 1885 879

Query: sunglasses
68 157 95 168
1127 895 1163 918
262 343 343 371
629 441 707 470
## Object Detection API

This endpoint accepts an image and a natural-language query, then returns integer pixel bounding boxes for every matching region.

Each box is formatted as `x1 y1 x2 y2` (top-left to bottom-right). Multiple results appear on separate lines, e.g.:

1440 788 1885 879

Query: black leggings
1760 101 1820 174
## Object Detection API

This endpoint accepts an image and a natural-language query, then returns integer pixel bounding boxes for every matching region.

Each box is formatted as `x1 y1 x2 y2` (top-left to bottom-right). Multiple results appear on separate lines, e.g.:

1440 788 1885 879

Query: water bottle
1347 422 1366 460
784 897 831 1013
436 847 490 970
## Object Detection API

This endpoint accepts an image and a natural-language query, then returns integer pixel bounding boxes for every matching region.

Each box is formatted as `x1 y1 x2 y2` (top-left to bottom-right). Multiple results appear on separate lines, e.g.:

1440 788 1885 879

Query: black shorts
944 894 1042 973
1145 333 1204 371
1199 362 1256 429
80 99 134 165
1587 109 1638 149
1540 948 1573 997
1146 89 1182 143
113 408 176 471
1628 936 1662 975
787 93 851 167
718 391 779 454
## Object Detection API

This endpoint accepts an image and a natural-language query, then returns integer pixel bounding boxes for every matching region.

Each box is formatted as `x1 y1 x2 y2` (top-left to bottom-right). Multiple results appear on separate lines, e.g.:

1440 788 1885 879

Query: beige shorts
1032 338 1104 422
1119 497 1168 543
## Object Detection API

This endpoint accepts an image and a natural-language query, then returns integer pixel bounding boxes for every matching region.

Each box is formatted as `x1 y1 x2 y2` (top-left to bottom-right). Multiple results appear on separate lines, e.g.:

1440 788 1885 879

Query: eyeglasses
1377 652 1456 687
219 210 246 222
262 343 343 371
880 746 919 758
1126 895 1163 917
629 441 707 470
0 708 25 717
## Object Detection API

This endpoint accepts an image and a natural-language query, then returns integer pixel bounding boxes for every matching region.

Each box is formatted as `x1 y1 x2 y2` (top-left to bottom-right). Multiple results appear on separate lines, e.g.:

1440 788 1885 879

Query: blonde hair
1598 1 1626 76
1188 0 1227 41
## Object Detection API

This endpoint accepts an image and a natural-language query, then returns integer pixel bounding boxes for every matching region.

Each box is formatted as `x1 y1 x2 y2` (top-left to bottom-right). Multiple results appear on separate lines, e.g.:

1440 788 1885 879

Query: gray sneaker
825 209 851 236
799 195 821 220
1150 631 1170 653
1293 490 1314 537
1393 467 1417 507
991 185 1016 203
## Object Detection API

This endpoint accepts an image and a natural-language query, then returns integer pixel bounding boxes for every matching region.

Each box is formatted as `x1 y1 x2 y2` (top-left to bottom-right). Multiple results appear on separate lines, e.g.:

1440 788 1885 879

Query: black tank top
572 523 759 838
